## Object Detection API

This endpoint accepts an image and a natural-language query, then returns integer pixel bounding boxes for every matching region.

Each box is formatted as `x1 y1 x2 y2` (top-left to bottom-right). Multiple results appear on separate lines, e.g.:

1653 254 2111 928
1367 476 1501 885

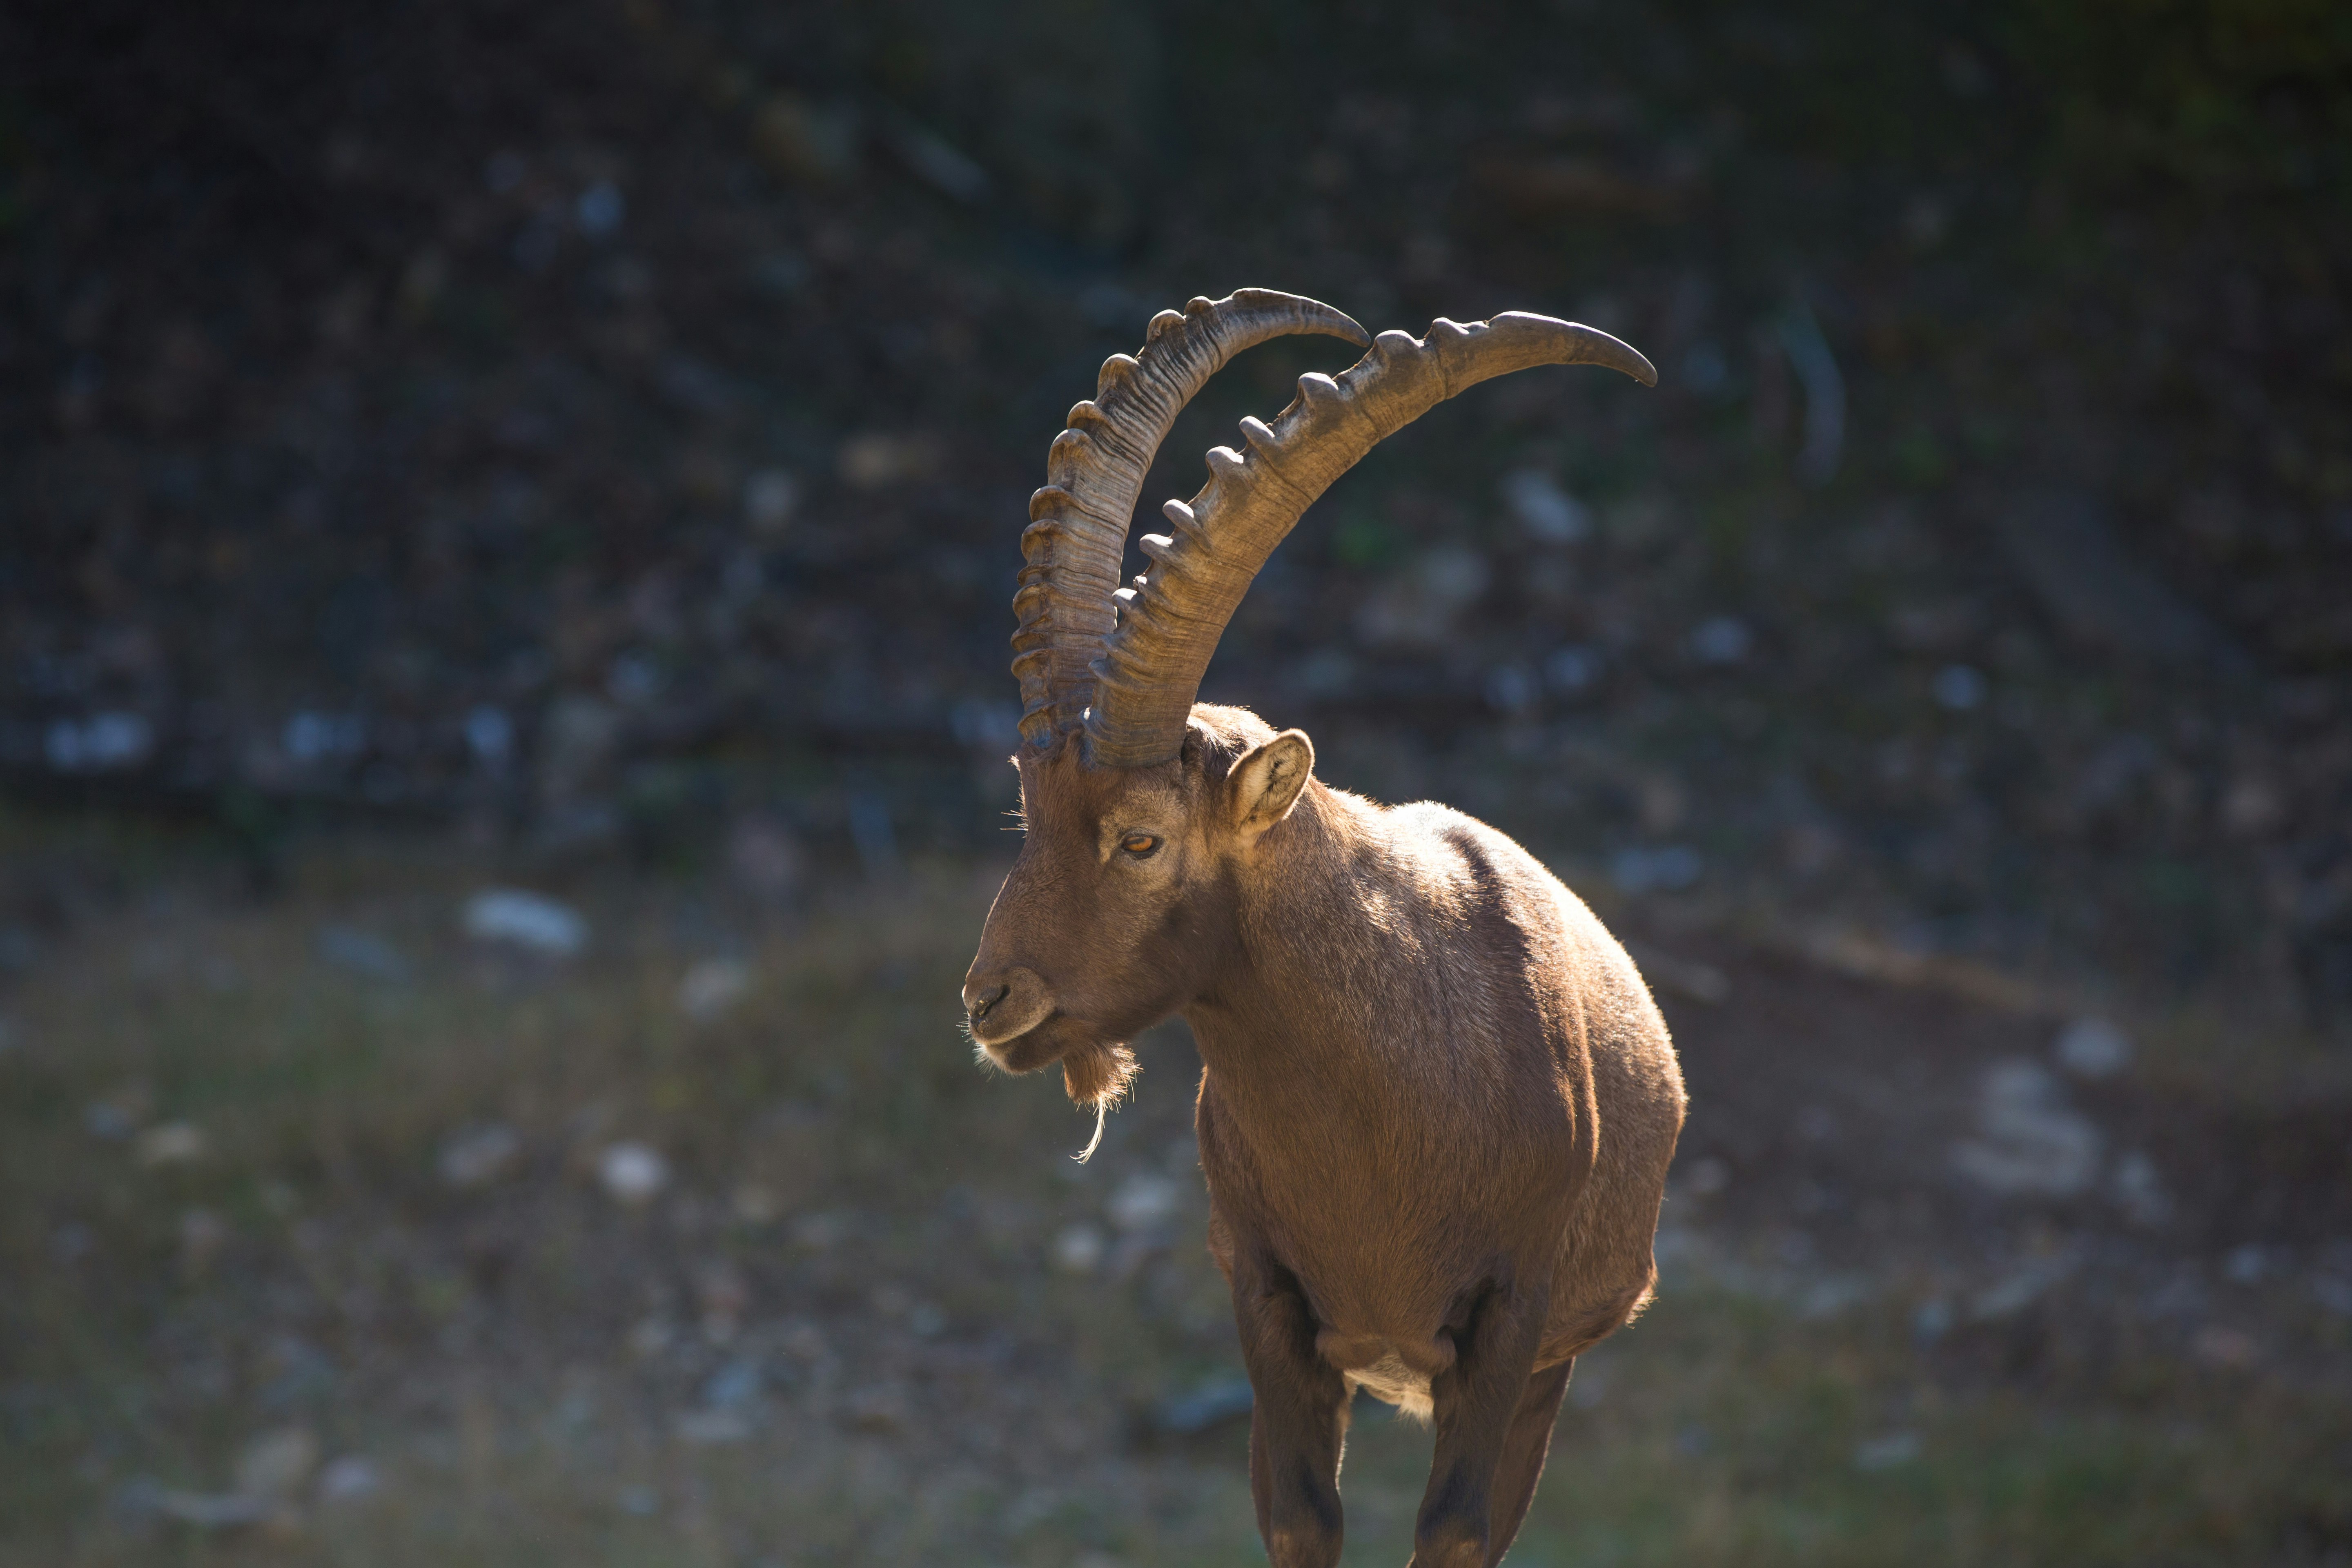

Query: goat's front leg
1231 1254 1351 1568
1411 1282 1550 1568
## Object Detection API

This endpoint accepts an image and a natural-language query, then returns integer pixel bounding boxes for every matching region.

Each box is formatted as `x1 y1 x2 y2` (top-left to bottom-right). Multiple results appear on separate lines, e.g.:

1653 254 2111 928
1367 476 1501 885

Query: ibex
962 289 1686 1568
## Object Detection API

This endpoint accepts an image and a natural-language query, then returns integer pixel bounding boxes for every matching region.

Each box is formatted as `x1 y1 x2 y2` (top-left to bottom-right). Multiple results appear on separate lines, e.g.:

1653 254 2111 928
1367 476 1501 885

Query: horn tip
1501 312 1658 387
1230 285 1370 347
1599 332 1661 387
1325 310 1373 347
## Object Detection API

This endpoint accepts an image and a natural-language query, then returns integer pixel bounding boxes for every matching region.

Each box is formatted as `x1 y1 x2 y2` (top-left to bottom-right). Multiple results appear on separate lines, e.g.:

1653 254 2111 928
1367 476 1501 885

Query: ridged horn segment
1084 313 1655 768
1010 290 1369 748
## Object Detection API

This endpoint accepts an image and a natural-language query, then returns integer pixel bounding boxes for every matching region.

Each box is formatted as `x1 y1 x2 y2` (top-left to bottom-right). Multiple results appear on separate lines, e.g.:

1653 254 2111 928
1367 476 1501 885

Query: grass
0 813 2346 1565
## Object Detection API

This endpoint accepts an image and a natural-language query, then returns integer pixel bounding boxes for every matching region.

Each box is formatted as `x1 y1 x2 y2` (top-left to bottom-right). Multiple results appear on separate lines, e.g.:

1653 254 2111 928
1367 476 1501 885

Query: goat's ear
1226 730 1314 842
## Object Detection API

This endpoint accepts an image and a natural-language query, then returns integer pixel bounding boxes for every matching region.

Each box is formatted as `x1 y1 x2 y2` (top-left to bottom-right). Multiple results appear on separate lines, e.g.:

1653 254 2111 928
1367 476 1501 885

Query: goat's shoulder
1290 789 1626 978
1359 797 1658 1001
1362 798 1565 920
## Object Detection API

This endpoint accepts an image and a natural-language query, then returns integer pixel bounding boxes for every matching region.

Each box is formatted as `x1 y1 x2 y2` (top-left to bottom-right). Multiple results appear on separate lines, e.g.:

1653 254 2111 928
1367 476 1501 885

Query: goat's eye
1120 833 1160 857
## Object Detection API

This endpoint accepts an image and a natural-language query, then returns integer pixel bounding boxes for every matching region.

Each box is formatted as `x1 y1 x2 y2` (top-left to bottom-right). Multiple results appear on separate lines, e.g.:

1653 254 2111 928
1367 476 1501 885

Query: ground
3 800 2347 1566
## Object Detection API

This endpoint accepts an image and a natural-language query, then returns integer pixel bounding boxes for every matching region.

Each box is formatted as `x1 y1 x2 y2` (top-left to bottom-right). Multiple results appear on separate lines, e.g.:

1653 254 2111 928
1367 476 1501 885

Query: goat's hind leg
1232 1256 1352 1568
1481 1358 1575 1566
1410 1284 1550 1568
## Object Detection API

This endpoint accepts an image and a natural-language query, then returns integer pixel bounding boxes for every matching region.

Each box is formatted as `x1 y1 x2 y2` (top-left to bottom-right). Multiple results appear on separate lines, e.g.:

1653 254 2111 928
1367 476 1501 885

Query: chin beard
977 1020 1148 1166
1061 1040 1139 1112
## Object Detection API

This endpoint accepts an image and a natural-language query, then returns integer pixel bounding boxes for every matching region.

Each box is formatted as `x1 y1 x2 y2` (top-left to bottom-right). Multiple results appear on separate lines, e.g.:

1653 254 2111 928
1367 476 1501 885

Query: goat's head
962 289 1654 1111
963 704 1307 1107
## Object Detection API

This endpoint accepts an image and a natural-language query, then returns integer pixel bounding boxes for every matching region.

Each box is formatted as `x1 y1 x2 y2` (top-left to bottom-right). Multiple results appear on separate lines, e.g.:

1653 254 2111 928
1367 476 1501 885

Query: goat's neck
1183 783 1403 1109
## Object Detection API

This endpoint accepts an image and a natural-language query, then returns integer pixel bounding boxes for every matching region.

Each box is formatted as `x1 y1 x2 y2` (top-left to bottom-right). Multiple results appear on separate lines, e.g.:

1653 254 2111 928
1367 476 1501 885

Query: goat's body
969 288 1664 1564
969 708 1682 1565
1192 784 1684 1426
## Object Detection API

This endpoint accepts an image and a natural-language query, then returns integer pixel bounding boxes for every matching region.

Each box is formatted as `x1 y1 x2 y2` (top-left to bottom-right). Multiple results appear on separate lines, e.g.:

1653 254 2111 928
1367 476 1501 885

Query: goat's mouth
975 1010 1089 1076
977 1015 1138 1116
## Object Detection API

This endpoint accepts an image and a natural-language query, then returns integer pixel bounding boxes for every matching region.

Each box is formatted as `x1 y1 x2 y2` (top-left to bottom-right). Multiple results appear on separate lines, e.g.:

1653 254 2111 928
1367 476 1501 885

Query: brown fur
964 706 1685 1568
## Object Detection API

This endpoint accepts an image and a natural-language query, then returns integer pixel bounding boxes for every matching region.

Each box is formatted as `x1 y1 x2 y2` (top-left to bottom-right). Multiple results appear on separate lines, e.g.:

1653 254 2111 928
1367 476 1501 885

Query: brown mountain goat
962 290 1686 1568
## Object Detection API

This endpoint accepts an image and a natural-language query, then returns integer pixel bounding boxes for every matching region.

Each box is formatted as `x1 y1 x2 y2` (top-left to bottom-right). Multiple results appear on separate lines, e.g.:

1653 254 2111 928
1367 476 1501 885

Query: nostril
970 984 1009 1021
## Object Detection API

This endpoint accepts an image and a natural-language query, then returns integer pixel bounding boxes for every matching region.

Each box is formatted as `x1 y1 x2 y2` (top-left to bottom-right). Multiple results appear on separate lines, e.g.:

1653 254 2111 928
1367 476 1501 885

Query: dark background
3 2 2350 1562
6 0 2349 1017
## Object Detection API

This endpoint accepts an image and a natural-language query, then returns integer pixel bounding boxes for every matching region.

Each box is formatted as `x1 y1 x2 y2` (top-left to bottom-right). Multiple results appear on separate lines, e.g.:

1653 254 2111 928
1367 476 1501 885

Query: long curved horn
1084 312 1656 768
1011 290 1368 749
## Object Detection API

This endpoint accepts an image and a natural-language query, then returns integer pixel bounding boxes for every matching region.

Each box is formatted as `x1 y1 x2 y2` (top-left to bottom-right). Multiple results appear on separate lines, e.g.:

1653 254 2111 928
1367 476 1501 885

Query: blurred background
2 0 2348 1562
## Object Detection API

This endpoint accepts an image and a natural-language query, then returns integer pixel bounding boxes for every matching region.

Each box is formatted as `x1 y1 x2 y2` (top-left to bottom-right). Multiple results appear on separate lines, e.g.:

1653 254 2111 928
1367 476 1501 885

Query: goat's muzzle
961 964 1056 1057
967 982 1008 1023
